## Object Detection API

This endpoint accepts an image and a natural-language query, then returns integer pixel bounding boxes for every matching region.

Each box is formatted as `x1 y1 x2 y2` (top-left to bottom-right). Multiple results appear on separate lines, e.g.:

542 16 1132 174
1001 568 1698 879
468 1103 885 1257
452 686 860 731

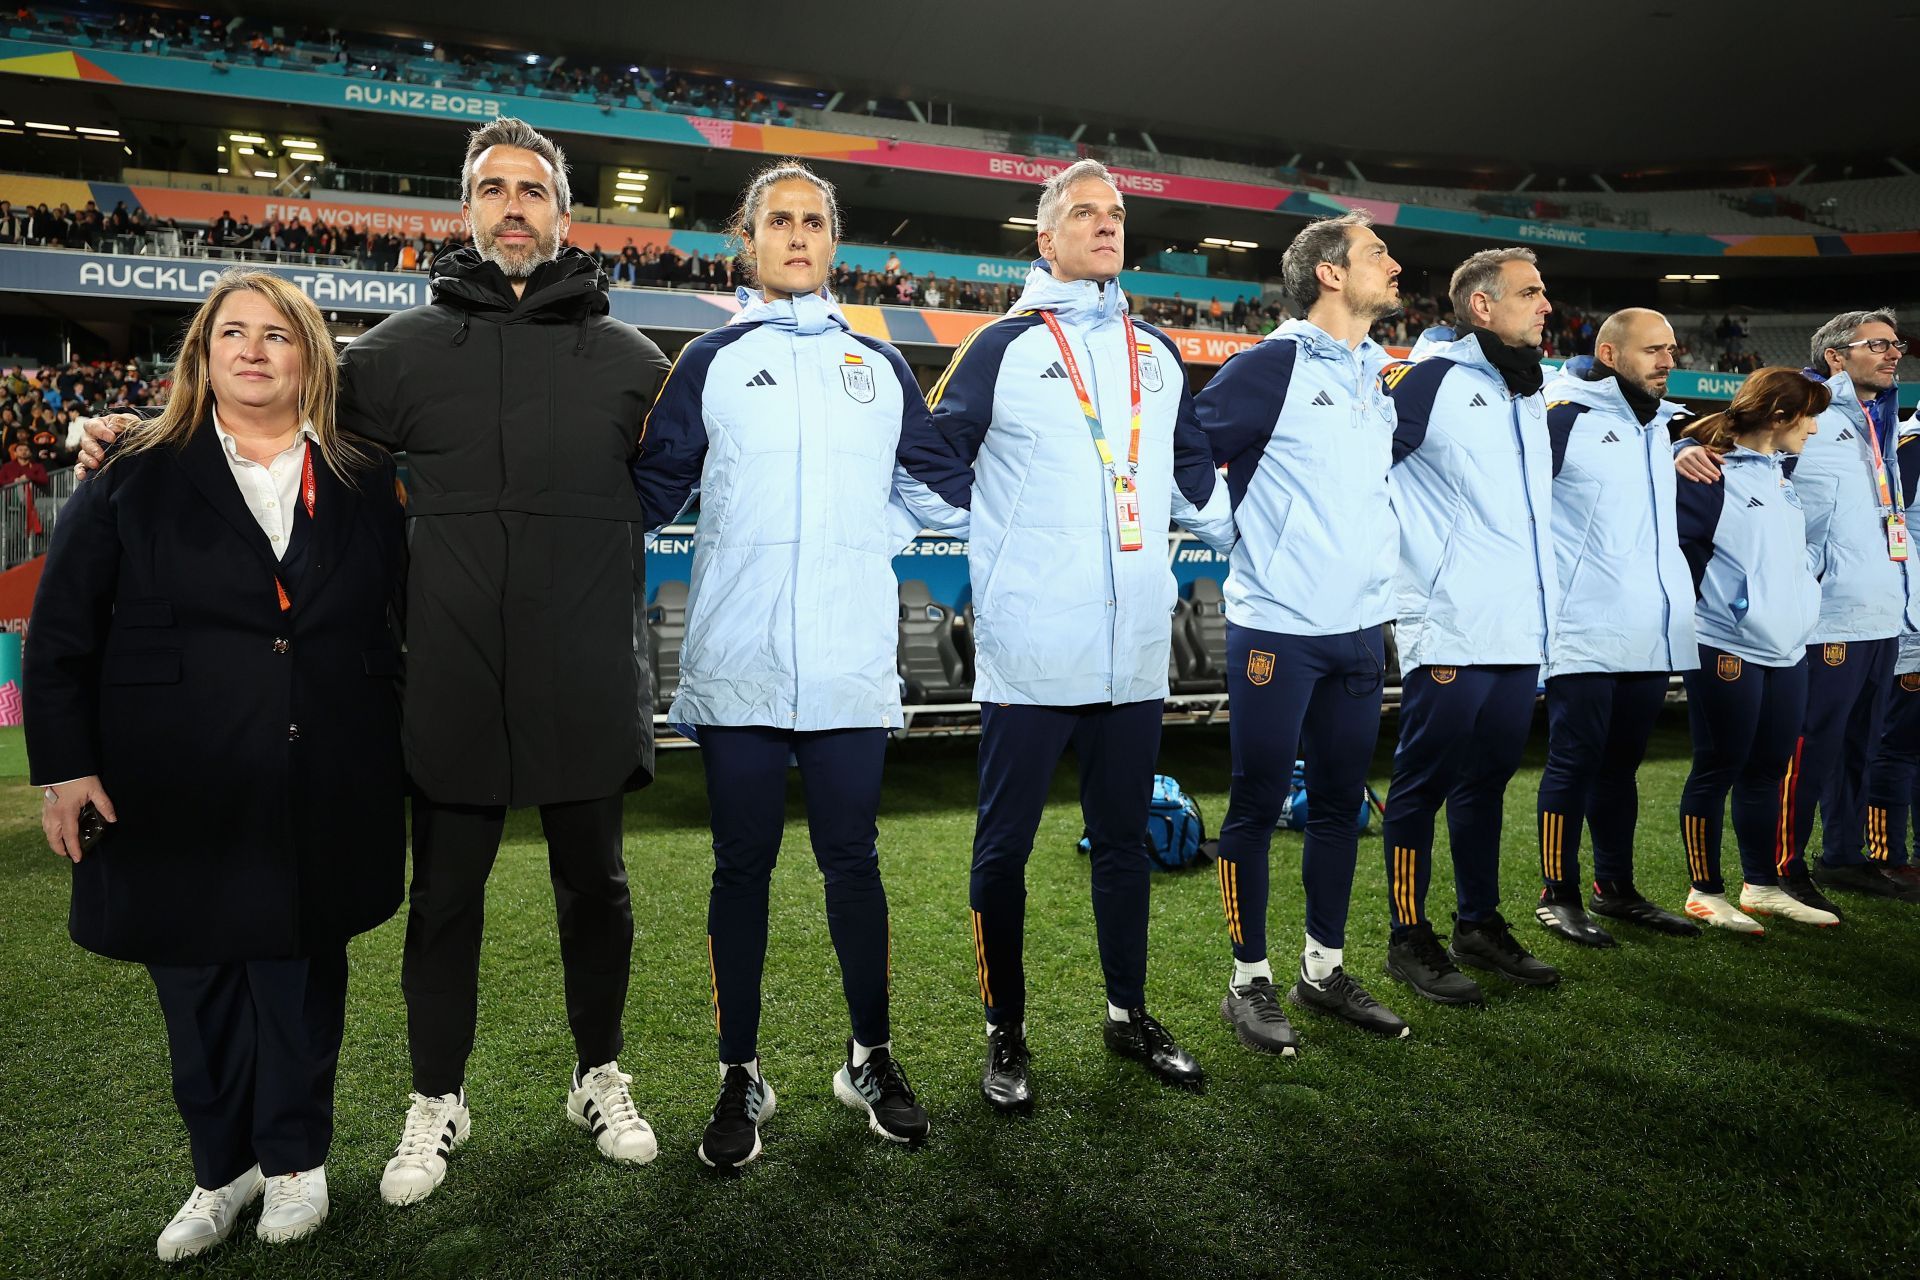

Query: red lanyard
1862 406 1894 510
274 442 318 612
1038 310 1141 476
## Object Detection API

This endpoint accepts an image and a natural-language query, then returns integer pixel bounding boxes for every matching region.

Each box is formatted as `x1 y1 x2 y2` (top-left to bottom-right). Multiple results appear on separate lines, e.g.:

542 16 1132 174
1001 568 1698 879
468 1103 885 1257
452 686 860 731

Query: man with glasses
1678 310 1916 909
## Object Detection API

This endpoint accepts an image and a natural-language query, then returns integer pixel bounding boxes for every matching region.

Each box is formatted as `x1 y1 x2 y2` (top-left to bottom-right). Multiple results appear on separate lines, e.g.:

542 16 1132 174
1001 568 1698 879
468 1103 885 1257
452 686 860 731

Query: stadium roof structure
227 0 1914 175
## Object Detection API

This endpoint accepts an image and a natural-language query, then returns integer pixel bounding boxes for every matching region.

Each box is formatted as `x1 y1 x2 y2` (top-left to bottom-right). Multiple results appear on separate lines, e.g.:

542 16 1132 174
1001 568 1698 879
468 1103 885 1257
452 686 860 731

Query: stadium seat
647 581 689 711
1184 578 1229 690
955 600 977 684
1382 622 1402 687
897 580 970 704
1168 596 1215 693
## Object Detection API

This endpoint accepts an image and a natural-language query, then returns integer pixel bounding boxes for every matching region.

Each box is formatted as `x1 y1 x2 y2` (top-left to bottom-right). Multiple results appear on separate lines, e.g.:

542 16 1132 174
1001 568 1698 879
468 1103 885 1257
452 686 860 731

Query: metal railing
0 467 78 570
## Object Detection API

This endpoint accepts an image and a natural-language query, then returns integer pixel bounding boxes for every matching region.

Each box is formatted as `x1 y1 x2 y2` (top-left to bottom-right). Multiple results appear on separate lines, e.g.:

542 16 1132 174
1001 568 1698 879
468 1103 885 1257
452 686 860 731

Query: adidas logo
1601 430 1621 444
746 369 777 387
1310 390 1335 407
1040 362 1068 379
1747 496 1765 508
1836 428 1855 442
1469 393 1488 407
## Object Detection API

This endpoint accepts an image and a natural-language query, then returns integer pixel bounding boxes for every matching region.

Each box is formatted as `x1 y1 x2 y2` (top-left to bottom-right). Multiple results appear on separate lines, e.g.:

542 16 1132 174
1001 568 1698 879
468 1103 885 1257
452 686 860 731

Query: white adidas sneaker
1685 889 1765 935
1740 883 1840 928
257 1165 328 1244
568 1061 658 1164
155 1164 262 1261
380 1090 470 1206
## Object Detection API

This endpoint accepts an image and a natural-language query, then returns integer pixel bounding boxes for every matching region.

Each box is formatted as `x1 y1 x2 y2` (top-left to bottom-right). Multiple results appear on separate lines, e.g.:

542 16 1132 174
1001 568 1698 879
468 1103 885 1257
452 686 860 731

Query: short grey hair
1281 211 1372 316
1448 246 1538 323
1810 308 1899 368
460 117 572 212
1036 159 1118 234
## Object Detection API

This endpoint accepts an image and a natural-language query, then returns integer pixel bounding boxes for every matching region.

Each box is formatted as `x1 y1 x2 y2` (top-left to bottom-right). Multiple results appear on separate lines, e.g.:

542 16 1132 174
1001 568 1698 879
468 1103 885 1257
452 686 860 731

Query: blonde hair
115 269 369 481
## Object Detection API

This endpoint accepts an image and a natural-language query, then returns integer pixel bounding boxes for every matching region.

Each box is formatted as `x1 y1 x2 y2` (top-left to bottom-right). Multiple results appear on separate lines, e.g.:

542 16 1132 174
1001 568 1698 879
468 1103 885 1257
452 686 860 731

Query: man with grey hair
1192 211 1413 1052
1373 245 1564 1009
83 116 676 1198
916 156 1237 1108
1677 308 1916 911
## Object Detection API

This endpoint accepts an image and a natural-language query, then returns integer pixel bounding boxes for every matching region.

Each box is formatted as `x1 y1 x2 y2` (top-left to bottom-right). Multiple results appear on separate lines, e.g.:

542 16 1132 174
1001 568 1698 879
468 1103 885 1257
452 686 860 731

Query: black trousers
401 793 632 1095
148 950 348 1189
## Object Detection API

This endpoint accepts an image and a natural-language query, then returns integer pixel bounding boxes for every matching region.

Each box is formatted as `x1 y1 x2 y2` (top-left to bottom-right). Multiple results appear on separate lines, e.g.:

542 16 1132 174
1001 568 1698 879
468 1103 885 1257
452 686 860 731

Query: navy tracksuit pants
1215 623 1384 958
969 699 1162 1025
1381 664 1538 939
1787 638 1896 874
701 725 892 1064
1863 669 1920 869
1678 648 1808 893
148 950 349 1189
1535 671 1670 894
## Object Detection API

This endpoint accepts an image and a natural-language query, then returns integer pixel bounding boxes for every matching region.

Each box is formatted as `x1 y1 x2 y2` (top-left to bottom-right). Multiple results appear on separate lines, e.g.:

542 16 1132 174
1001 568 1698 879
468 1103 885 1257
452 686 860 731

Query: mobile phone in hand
78 801 108 853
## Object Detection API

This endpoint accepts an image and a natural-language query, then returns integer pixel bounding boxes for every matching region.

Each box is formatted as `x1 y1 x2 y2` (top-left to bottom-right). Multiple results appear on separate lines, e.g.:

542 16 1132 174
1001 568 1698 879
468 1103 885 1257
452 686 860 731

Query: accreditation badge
1114 474 1144 552
1889 512 1910 562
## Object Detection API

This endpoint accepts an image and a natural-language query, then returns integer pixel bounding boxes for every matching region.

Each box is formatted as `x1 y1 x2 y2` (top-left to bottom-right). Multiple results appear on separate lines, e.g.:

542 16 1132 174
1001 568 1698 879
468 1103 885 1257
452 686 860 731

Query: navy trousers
1678 648 1808 892
1535 671 1670 893
1788 638 1896 873
1215 623 1384 957
701 725 892 1064
1863 668 1920 869
148 950 348 1189
969 699 1163 1025
1380 664 1539 939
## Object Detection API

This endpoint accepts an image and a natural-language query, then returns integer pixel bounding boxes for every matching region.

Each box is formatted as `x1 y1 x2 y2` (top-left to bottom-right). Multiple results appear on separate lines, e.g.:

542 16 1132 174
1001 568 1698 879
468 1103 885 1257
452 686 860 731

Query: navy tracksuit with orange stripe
1862 430 1920 870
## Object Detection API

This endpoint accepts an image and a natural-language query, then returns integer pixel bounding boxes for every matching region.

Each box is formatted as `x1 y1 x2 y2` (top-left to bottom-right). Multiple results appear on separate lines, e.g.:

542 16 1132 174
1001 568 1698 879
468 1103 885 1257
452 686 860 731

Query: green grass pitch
1 715 1916 1278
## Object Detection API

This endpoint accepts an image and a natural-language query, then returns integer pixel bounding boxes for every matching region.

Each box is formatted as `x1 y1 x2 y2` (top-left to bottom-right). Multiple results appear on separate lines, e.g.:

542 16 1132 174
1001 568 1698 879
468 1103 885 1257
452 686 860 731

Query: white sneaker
257 1165 328 1244
1685 889 1765 935
568 1060 658 1164
380 1090 470 1206
1740 882 1840 928
156 1164 262 1261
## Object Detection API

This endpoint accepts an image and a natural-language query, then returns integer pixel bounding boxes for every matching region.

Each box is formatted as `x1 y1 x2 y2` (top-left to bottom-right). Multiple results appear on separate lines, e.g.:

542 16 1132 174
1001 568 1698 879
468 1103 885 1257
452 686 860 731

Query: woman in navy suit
25 270 405 1261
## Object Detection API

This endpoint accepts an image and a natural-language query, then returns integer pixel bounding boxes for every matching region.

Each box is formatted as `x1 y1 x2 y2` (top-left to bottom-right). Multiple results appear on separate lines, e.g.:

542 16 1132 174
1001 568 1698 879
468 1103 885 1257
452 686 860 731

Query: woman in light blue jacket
1673 369 1832 932
633 161 965 1169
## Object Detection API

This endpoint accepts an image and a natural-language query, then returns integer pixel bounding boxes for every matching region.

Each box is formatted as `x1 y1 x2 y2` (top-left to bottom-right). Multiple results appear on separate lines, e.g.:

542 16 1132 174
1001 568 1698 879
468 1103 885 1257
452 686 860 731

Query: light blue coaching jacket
1540 368 1698 677
632 288 967 731
907 262 1236 706
1193 318 1399 634
1673 445 1820 668
1383 328 1560 671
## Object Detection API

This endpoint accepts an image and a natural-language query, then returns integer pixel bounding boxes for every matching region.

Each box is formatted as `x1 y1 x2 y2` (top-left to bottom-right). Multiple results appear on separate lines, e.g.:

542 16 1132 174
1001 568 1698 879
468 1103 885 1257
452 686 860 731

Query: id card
1890 513 1910 562
1115 475 1143 552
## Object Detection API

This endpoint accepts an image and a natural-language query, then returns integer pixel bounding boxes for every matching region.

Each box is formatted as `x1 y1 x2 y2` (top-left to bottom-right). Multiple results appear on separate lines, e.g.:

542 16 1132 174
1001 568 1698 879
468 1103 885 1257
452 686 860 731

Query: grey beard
480 241 557 279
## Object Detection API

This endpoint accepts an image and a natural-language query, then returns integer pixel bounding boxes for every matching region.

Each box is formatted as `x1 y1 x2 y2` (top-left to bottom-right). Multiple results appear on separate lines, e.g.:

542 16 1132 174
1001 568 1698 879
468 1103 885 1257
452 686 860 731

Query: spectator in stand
0 199 19 243
0 438 47 489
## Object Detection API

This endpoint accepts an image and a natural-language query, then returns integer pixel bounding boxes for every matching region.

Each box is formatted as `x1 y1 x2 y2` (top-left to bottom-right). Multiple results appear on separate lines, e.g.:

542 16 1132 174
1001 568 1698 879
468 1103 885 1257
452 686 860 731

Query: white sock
1301 935 1343 985
986 1020 1026 1039
720 1058 760 1083
1107 1002 1132 1023
851 1039 888 1068
1231 958 1273 990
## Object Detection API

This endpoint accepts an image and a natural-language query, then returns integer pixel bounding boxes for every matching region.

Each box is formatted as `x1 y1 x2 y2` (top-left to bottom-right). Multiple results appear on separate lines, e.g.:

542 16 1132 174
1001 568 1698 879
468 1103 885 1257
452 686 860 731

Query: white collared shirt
212 409 319 562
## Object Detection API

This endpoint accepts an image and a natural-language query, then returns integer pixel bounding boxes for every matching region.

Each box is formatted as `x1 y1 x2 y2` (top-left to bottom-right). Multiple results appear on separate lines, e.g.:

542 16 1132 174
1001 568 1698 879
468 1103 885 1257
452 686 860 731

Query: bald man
1533 309 1702 946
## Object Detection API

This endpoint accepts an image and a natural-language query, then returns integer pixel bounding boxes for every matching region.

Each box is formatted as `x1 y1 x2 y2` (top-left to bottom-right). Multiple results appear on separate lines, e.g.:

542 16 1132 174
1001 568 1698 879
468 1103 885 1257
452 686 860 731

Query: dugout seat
1183 578 1229 690
1169 596 1216 693
897 580 970 703
647 581 689 711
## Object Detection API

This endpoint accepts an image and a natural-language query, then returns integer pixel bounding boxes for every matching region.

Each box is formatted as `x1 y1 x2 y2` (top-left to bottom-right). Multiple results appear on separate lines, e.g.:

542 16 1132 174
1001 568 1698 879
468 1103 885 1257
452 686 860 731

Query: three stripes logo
1601 430 1621 444
1040 361 1068 380
1837 428 1856 442
745 369 778 387
1468 393 1488 408
1746 496 1765 508
1310 390 1336 407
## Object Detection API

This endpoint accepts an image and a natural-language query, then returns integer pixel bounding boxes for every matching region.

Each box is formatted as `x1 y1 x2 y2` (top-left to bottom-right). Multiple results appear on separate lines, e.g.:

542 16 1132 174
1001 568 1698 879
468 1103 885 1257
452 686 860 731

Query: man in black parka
338 119 672 1200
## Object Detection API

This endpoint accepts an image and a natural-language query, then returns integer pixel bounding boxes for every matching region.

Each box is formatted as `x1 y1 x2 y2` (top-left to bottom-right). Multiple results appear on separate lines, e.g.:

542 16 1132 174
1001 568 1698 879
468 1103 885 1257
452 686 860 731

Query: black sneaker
1589 883 1701 936
1103 1008 1205 1090
1451 912 1561 987
832 1039 929 1144
1534 888 1617 948
697 1064 776 1169
981 1024 1032 1113
1386 922 1485 1006
1780 868 1845 921
1289 964 1411 1037
1812 861 1920 902
1221 976 1300 1056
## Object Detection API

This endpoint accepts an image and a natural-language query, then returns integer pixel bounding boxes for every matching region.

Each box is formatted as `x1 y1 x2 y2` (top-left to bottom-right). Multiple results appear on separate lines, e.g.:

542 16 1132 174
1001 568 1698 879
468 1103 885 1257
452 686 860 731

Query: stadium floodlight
615 181 648 193
280 138 317 150
525 53 539 64
612 194 646 205
229 133 266 144
0 119 12 126
618 170 649 181
74 126 120 137
290 152 326 163
1662 274 1690 281
216 167 228 174
1202 236 1232 246
1692 273 1721 281
422 41 434 50
25 121 67 131
1230 240 1259 249
253 169 277 179
237 147 255 155
1006 215 1038 226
